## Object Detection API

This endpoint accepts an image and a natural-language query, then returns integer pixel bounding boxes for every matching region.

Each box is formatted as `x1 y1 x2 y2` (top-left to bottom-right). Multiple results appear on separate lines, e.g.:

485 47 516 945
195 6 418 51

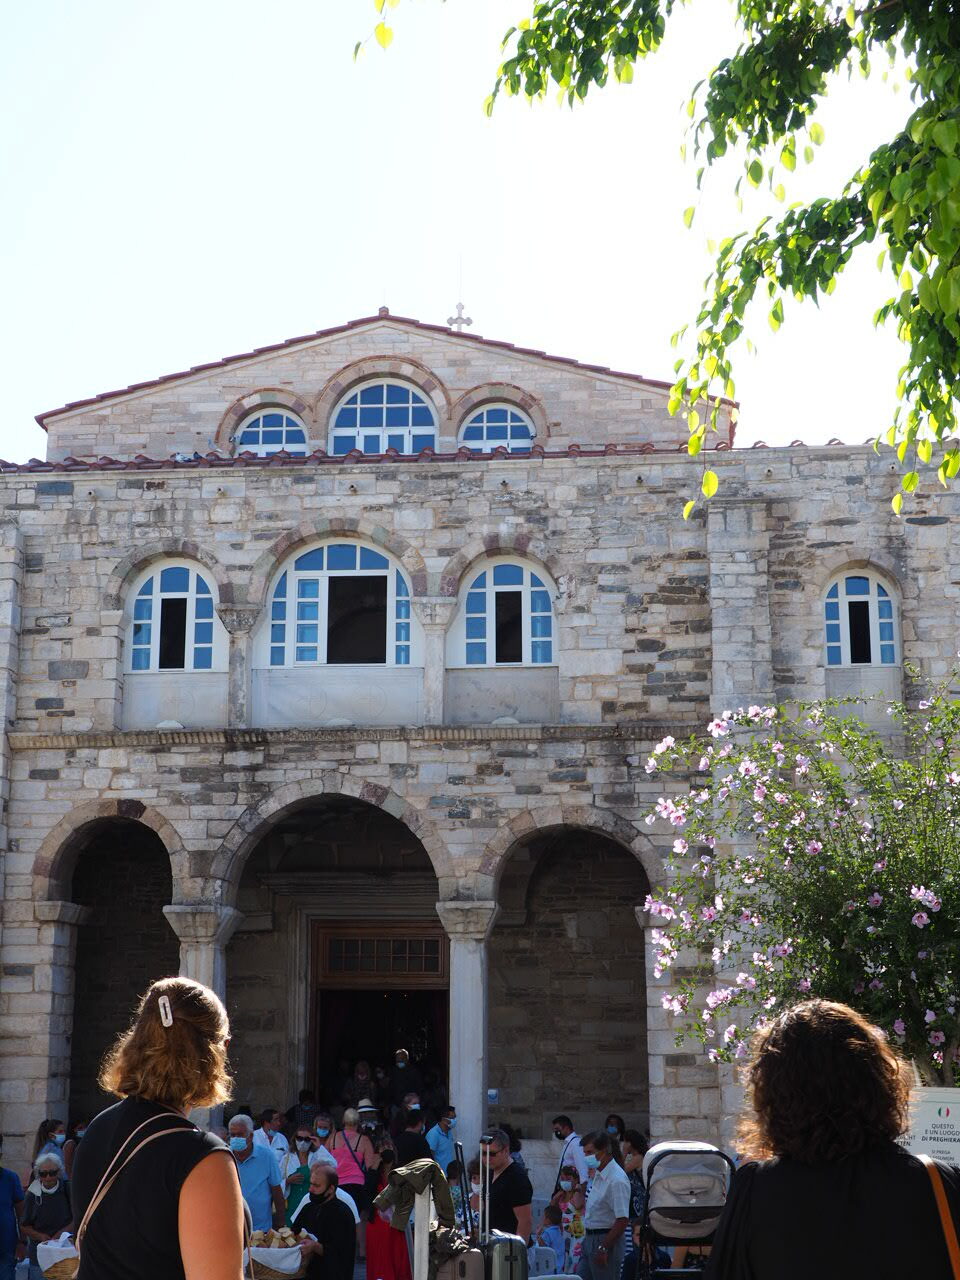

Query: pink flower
930 1030 947 1047
948 772 960 786
926 1010 938 1024
701 906 717 923
672 838 688 854
844 900 856 913
653 735 675 755
874 859 887 872
912 912 931 928
645 758 658 774
697 755 711 771
707 718 729 738
807 840 823 855
798 978 811 992
753 784 767 802
893 1018 906 1037
868 893 883 908
893 799 904 811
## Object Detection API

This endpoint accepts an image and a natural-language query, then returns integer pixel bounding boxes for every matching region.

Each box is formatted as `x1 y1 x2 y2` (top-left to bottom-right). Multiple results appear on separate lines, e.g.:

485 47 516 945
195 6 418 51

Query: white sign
901 1088 960 1164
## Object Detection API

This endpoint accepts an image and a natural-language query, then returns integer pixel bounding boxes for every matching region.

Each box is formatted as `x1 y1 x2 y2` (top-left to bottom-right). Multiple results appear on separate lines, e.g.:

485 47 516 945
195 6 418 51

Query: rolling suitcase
439 1250 486 1280
481 1231 530 1280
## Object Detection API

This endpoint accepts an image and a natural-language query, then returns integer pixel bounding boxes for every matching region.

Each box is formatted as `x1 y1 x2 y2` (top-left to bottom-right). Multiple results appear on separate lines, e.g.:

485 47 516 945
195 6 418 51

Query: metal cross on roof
447 302 473 333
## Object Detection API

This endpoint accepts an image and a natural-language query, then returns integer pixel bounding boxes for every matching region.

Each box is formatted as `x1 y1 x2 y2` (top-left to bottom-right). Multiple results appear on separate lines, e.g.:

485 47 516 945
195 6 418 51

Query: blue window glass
846 576 870 595
470 572 487 589
493 564 524 586
386 384 408 404
360 548 388 569
195 597 214 621
132 649 151 671
827 646 842 666
263 412 284 428
296 646 318 663
194 622 213 645
298 579 319 598
510 424 532 440
272 602 286 621
271 624 285 644
363 434 381 452
878 598 893 619
287 428 306 444
826 583 838 599
335 408 357 428
236 411 308 457
460 405 535 453
332 436 356 455
487 424 508 440
396 622 410 643
196 576 211 596
262 429 282 444
463 425 483 441
134 598 152 621
412 434 434 452
297 623 319 644
531 640 553 664
386 407 408 428
881 644 896 664
531 590 551 612
486 408 508 424
396 647 410 665
387 434 404 452
825 623 841 643
396 598 410 619
327 544 357 571
466 592 485 614
878 584 889 597
160 566 190 593
531 615 552 638
466 642 486 665
360 406 382 428
466 617 486 639
360 385 384 404
275 572 287 599
133 623 150 645
824 600 839 621
295 549 325 571
331 383 436 454
411 405 434 427
297 601 319 621
880 621 894 642
270 645 285 667
193 648 212 670
137 579 153 596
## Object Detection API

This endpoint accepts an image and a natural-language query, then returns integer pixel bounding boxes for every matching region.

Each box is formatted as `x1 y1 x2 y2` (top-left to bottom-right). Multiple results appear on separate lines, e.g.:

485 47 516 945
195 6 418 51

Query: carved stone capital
412 597 458 629
34 900 91 927
435 900 500 941
163 904 243 948
215 607 261 635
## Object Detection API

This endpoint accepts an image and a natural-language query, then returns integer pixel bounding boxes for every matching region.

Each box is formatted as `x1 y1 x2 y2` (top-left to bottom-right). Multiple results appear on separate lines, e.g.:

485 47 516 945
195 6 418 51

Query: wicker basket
248 1252 309 1279
41 1261 80 1280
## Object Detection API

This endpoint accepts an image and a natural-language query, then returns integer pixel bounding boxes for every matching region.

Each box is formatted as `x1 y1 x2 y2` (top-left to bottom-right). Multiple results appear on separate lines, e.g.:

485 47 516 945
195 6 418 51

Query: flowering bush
644 680 960 1083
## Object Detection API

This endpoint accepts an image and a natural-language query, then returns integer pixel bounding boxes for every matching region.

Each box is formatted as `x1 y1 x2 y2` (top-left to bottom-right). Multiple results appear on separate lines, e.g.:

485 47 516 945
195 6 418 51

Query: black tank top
71 1095 231 1280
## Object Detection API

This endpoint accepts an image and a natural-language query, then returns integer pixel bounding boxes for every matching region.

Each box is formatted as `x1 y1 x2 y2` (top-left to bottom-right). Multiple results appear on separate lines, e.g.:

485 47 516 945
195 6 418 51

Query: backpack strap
919 1154 960 1279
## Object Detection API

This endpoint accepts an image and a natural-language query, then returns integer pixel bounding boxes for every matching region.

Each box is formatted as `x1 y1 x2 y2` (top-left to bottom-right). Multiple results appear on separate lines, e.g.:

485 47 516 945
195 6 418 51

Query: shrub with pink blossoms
645 677 960 1084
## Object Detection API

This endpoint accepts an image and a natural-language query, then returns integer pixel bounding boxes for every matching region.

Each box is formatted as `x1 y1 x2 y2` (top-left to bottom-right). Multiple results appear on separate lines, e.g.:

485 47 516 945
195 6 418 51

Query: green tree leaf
374 21 393 48
701 469 719 498
682 499 696 520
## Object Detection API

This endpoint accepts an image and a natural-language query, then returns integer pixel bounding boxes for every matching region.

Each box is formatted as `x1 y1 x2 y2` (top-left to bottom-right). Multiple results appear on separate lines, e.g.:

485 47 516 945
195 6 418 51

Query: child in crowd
536 1203 565 1269
551 1164 585 1274
446 1160 465 1230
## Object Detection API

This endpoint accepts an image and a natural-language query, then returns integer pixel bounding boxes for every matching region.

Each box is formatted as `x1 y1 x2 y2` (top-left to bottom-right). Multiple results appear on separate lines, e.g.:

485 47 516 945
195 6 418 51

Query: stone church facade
0 310 955 1164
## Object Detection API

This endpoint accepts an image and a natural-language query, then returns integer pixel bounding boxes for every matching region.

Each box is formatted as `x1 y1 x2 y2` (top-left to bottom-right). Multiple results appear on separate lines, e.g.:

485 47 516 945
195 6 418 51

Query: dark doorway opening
848 600 872 663
327 577 387 663
158 598 187 668
495 591 523 663
314 988 448 1099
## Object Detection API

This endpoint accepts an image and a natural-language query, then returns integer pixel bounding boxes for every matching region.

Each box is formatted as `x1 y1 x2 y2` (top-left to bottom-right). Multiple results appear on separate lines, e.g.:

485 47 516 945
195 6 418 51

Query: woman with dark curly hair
705 999 960 1279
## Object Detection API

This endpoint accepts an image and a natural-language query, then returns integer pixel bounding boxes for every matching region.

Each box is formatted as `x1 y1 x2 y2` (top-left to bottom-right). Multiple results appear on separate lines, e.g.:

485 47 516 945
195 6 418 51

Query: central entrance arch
225 795 444 1113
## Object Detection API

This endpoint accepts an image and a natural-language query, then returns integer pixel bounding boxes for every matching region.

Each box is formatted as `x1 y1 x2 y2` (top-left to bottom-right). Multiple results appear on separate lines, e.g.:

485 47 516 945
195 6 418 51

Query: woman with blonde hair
705 999 960 1279
71 976 244 1280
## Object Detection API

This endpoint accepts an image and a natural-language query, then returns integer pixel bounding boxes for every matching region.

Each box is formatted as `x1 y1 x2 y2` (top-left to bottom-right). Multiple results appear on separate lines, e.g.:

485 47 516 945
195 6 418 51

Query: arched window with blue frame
235 409 308 456
458 404 535 454
267 542 417 666
823 572 898 667
448 560 554 667
328 381 437 455
127 564 226 671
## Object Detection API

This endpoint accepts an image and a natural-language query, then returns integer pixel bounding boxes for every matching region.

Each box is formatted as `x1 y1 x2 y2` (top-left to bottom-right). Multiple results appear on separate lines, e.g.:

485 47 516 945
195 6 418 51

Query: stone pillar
413 599 456 725
706 500 774 709
436 900 499 1154
162 904 242 1000
0 520 23 945
216 608 259 730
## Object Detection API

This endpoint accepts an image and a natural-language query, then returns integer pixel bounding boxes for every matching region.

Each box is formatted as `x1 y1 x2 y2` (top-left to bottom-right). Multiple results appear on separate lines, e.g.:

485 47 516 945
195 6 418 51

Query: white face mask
471 1182 482 1195
40 1180 59 1195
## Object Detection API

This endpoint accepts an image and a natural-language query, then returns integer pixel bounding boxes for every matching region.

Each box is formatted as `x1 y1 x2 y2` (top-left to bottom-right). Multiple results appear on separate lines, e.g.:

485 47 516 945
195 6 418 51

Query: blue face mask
75 1129 86 1141
447 1118 457 1129
584 1154 600 1171
53 1134 66 1147
606 1126 619 1136
229 1136 248 1152
317 1128 330 1139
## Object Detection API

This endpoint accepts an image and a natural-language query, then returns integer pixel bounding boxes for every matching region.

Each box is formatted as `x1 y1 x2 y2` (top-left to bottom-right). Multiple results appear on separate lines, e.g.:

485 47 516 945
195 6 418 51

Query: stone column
413 599 456 725
706 500 774 709
436 900 499 1154
162 904 242 1000
216 608 260 730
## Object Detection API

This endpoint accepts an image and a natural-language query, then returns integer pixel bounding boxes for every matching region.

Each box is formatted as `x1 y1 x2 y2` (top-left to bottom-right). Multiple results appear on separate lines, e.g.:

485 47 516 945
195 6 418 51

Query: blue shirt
236 1145 281 1232
0 1167 24 1260
538 1224 564 1264
425 1123 456 1174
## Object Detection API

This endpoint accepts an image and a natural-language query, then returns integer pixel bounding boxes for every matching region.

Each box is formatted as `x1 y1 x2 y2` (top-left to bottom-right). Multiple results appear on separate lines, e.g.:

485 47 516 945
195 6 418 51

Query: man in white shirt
551 1114 589 1188
253 1107 290 1156
577 1132 630 1280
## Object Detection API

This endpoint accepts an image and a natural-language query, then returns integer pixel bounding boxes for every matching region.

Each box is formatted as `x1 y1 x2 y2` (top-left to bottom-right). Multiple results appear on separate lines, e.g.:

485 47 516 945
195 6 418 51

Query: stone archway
488 822 652 1142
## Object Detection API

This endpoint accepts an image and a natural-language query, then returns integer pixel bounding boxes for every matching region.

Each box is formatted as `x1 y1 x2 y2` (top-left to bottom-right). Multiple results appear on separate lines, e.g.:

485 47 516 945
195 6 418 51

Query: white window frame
259 542 423 668
457 402 536 453
823 572 899 668
235 408 309 457
327 380 438 456
126 560 228 673
446 557 556 669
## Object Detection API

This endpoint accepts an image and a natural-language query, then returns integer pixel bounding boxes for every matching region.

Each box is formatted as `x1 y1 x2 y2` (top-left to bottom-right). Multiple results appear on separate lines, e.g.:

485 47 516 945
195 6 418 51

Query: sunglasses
38 1172 59 1179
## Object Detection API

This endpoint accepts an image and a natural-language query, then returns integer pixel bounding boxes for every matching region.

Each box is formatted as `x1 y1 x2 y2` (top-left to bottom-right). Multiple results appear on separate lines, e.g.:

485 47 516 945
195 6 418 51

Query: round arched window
235 410 308 457
328 381 437 455
127 563 227 671
823 573 898 667
447 560 554 667
458 404 535 454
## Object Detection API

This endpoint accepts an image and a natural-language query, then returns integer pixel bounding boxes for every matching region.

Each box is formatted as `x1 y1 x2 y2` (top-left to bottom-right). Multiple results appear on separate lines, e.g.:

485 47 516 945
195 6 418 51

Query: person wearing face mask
0 1134 24 1280
30 1121 66 1185
228 1114 285 1234
20 1154 73 1280
552 1115 589 1190
279 1128 316 1226
479 1129 533 1242
576 1133 630 1280
253 1108 289 1157
425 1106 457 1173
308 1115 337 1171
550 1166 586 1274
64 1122 88 1180
295 1167 357 1280
603 1116 625 1144
389 1050 423 1109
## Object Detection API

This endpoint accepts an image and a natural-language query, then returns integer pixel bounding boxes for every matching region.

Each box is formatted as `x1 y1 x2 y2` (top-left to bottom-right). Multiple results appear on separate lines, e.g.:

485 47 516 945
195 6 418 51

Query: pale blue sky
1 1 912 461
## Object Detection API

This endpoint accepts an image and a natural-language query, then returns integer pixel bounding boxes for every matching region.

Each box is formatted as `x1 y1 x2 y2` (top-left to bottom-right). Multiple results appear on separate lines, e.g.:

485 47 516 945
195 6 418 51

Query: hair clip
158 995 174 1028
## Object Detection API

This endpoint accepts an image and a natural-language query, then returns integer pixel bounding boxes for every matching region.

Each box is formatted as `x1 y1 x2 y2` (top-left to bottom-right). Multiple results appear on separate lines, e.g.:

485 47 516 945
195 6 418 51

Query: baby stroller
633 1141 736 1278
